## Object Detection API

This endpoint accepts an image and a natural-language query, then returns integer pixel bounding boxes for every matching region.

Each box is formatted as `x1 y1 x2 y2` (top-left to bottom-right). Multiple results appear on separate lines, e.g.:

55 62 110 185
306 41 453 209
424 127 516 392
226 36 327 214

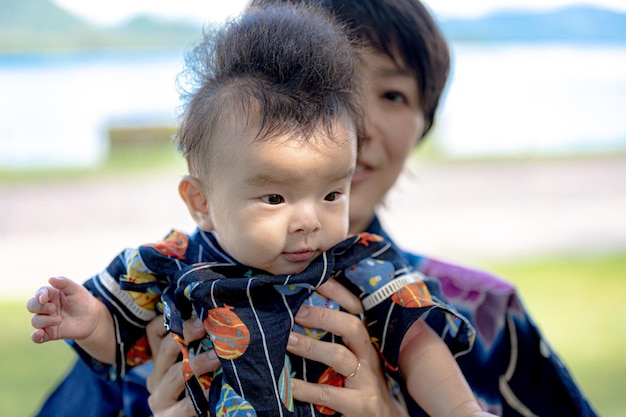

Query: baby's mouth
283 249 316 263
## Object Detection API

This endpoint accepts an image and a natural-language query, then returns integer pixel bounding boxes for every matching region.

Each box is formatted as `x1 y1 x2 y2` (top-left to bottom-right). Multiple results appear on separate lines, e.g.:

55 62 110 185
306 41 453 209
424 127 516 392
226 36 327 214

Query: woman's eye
383 90 407 104
324 191 339 201
261 194 284 205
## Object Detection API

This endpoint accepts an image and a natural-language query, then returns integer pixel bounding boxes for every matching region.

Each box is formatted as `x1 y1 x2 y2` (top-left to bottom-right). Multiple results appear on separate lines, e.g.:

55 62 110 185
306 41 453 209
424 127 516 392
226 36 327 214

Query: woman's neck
348 213 376 235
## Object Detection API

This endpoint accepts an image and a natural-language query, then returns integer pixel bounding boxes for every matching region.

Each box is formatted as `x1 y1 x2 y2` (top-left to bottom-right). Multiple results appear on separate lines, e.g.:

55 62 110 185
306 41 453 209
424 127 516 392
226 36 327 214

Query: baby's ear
178 176 213 230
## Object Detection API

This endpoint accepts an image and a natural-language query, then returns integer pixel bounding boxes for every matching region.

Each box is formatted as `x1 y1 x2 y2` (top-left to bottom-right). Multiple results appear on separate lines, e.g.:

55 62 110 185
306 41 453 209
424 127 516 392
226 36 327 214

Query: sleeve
338 245 475 374
76 246 163 381
419 256 598 417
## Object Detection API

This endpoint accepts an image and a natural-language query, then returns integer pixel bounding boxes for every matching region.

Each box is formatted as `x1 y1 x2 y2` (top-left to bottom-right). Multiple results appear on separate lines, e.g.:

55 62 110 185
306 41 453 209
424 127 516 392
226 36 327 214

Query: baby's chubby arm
27 276 116 364
399 320 497 417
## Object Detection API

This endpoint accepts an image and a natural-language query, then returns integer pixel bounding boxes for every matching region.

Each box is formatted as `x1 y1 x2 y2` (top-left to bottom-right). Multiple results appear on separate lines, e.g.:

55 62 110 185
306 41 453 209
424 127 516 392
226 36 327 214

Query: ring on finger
345 360 361 379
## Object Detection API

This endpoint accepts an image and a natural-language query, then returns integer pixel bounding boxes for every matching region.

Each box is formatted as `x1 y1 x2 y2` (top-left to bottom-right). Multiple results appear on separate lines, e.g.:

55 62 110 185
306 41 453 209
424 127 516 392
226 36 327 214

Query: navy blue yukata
71 229 473 416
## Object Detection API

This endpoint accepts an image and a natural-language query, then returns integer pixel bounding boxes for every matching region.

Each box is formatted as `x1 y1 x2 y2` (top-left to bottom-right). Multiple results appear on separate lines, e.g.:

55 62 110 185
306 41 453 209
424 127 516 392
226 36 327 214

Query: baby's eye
383 90 407 104
324 191 339 201
261 194 284 205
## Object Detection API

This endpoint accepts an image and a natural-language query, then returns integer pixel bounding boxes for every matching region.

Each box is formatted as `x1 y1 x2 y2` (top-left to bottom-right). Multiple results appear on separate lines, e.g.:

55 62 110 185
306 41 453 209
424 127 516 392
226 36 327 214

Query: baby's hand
27 277 101 343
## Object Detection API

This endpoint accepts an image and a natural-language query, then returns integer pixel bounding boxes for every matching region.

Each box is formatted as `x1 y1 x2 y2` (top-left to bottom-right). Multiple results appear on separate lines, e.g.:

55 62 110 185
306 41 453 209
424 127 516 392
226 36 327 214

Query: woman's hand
144 278 408 417
145 316 220 417
287 278 409 417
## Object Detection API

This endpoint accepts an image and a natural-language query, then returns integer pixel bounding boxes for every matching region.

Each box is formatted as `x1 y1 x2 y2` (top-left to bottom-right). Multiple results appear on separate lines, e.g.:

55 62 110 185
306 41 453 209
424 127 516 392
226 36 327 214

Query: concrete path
3 156 625 300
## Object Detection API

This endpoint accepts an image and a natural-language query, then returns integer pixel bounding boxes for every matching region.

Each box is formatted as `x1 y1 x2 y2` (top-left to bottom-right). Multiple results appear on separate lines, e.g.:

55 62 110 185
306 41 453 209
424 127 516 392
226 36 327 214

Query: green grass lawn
0 302 75 416
483 252 626 417
2 252 624 416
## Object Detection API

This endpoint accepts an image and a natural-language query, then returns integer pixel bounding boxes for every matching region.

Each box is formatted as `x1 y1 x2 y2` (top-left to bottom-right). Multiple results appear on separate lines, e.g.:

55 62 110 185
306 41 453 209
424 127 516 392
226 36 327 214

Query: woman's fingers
147 346 220 415
146 318 179 394
289 306 409 417
145 315 168 349
146 336 179 393
146 317 217 386
146 316 220 416
288 328 400 417
182 317 206 342
316 278 364 315
288 332 361 380
150 397 198 417
291 305 374 385
147 358 187 415
291 378 408 417
294 305 373 362
291 378 375 415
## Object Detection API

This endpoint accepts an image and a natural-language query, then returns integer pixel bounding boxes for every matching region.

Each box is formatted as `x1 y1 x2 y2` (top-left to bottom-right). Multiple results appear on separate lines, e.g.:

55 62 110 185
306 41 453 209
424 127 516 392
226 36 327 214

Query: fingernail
296 305 310 318
288 333 299 346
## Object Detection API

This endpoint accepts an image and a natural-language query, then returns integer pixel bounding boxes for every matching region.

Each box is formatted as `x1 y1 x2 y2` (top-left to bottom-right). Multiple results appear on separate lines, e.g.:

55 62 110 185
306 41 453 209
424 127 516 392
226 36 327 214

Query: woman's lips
352 163 372 185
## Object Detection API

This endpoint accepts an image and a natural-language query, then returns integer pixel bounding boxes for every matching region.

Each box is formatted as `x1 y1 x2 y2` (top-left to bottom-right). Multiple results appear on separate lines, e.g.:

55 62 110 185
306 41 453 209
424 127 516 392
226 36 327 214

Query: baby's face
203 120 357 275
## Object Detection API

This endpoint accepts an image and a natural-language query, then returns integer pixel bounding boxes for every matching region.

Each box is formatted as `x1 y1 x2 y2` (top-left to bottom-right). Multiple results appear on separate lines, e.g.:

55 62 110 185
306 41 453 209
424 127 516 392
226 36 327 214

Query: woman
35 1 597 416
147 1 596 416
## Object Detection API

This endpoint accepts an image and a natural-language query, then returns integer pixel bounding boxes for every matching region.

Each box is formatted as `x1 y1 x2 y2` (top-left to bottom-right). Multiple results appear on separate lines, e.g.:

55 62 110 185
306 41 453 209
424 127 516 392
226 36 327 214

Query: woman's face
349 51 426 234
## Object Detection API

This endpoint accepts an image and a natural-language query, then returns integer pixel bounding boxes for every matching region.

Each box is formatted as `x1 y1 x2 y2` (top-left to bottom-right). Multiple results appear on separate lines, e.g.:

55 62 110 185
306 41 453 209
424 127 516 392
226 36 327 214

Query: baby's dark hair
176 4 361 177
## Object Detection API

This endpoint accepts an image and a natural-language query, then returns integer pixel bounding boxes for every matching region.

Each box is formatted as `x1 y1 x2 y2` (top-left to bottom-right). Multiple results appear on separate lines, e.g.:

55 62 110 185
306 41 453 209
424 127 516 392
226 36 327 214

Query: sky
53 0 626 26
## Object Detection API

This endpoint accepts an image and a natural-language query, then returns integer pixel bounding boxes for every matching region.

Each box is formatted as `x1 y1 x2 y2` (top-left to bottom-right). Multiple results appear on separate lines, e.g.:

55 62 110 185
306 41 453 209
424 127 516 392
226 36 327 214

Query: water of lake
439 43 626 157
1 44 625 168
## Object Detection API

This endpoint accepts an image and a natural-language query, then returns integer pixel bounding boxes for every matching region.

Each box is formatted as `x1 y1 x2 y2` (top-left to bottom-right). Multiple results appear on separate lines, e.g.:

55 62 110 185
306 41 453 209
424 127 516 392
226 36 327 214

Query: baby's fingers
48 276 75 292
37 290 48 305
26 293 53 314
26 286 53 313
31 311 61 330
30 328 52 344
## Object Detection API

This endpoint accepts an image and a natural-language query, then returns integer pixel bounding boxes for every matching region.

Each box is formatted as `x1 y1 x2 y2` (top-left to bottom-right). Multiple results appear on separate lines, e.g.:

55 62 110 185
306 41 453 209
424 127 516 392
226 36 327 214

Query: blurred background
1 0 625 416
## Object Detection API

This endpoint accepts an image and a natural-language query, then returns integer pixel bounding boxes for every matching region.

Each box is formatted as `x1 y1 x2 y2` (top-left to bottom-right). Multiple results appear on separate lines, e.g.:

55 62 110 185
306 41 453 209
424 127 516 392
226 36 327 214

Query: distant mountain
98 16 203 49
0 0 204 52
2 1 625 52
1 0 86 31
1 0 93 50
440 5 626 43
